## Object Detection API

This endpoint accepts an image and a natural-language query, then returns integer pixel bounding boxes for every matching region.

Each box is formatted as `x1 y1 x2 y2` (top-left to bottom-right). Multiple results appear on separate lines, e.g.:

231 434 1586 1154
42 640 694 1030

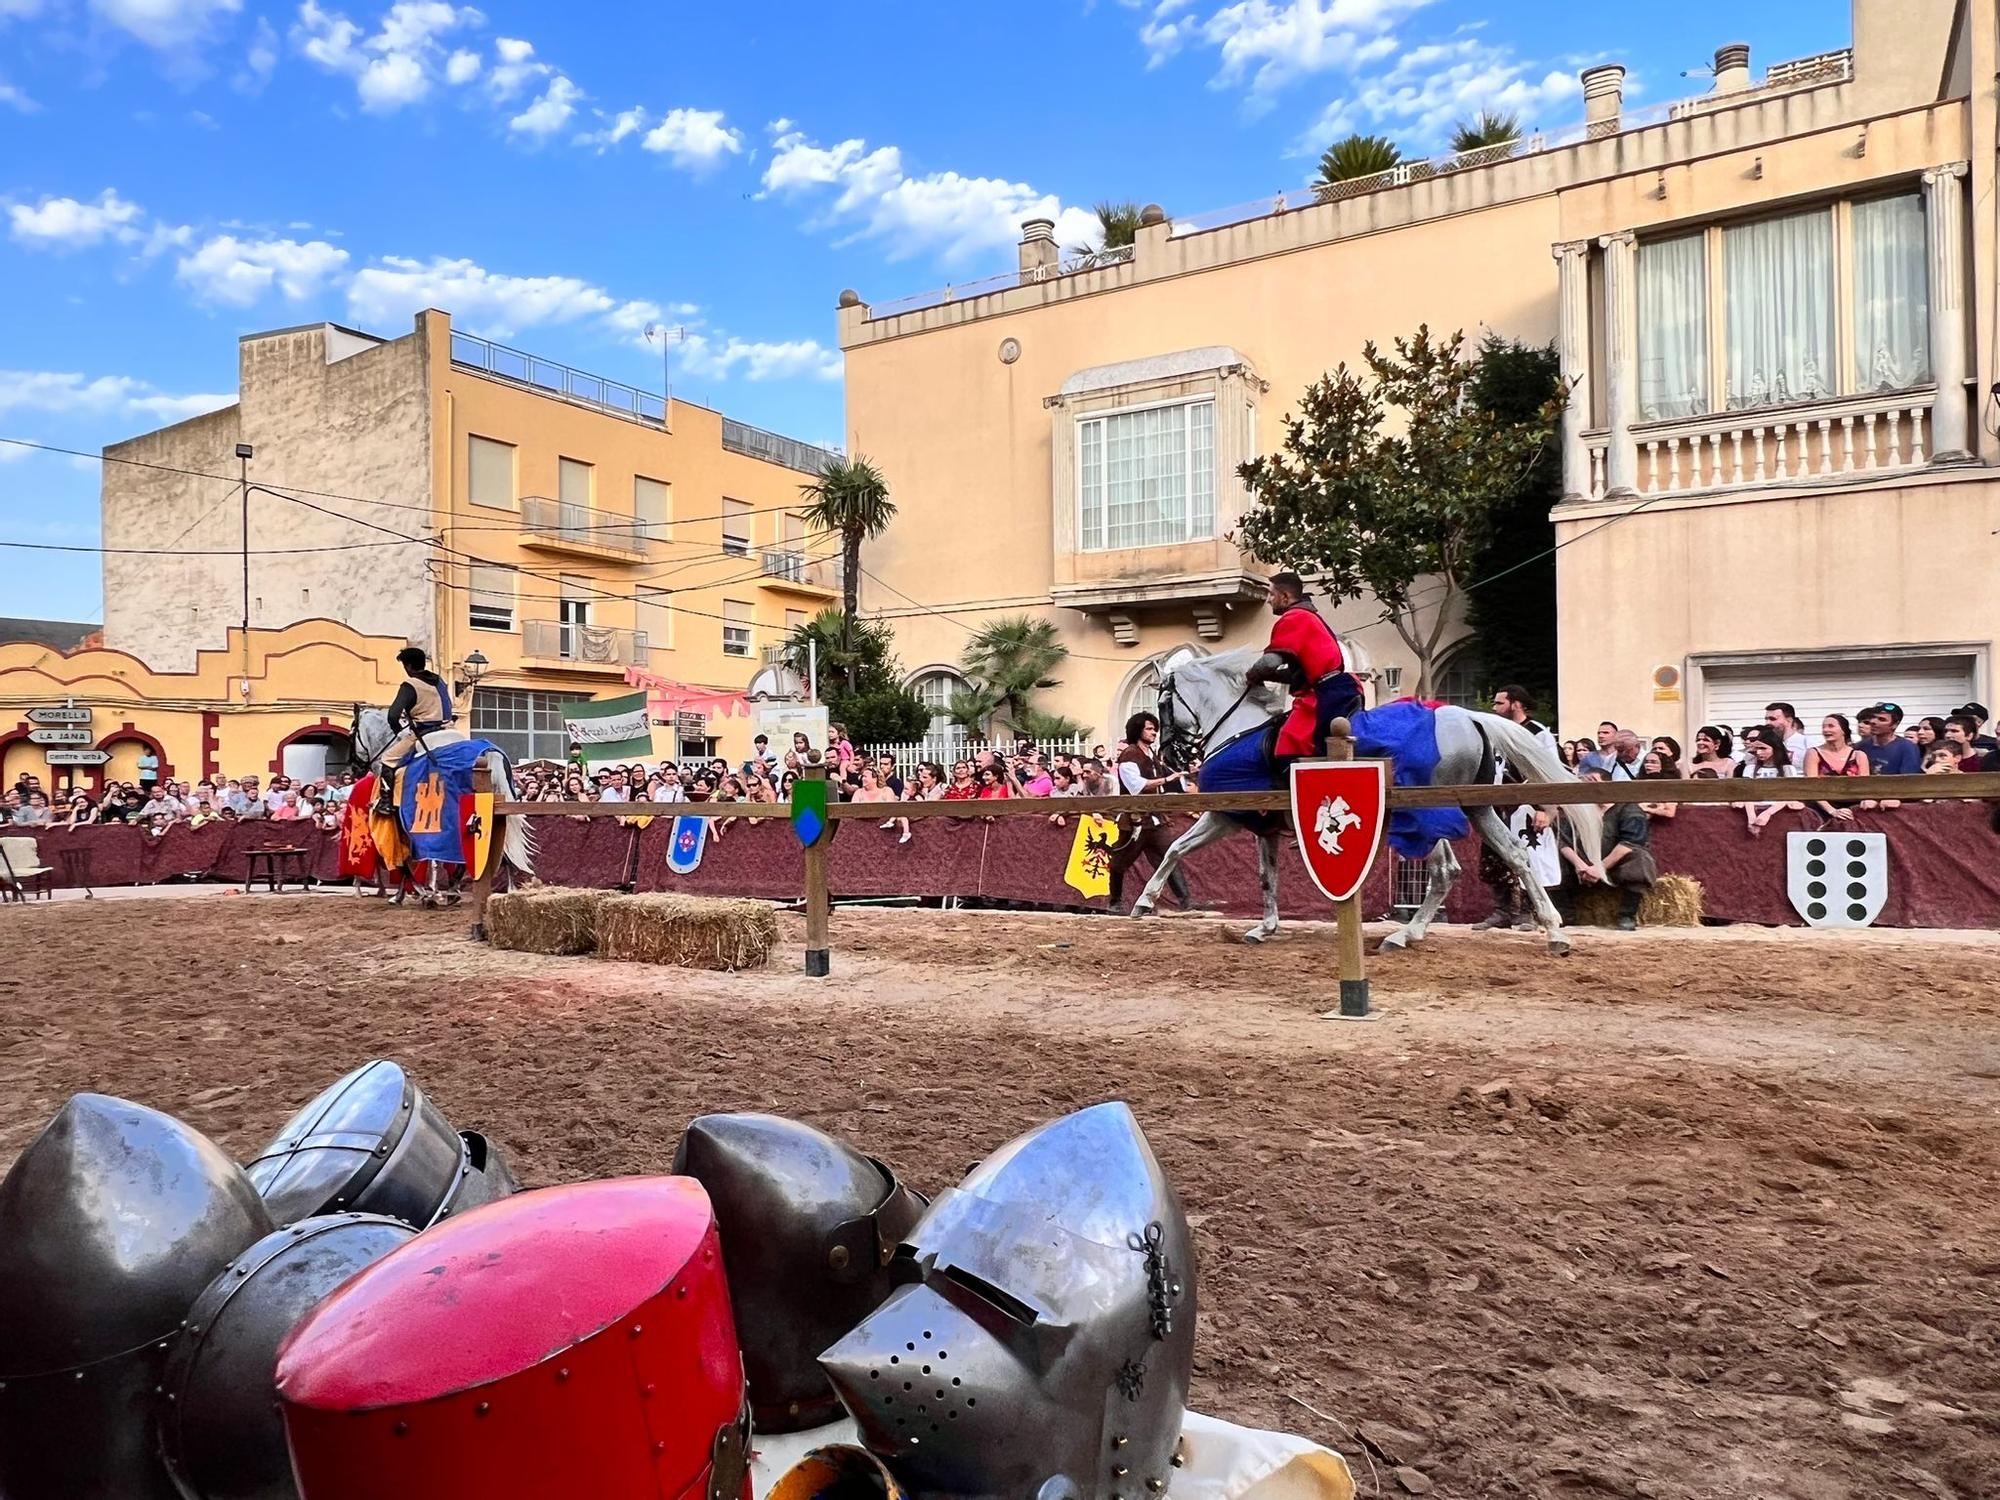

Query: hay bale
596 893 778 971
1572 872 1704 929
486 887 612 955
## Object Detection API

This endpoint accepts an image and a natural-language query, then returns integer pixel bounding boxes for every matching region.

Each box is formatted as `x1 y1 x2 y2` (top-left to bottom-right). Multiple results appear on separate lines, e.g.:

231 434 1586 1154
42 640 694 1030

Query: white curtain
1852 192 1930 392
1637 234 1709 419
1724 208 1834 410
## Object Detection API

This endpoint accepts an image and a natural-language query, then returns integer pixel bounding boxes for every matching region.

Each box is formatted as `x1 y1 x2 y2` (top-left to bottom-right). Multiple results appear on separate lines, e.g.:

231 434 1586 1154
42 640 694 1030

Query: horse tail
1468 710 1604 872
489 752 537 876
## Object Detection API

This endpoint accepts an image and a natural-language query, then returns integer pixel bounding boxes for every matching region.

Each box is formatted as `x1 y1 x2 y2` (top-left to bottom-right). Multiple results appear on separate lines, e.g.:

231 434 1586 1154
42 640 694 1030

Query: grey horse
351 708 536 901
1132 647 1603 954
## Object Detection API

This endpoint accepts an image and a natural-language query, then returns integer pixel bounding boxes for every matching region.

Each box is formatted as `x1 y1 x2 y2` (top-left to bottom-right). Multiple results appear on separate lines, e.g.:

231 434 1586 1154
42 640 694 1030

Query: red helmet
276 1177 750 1500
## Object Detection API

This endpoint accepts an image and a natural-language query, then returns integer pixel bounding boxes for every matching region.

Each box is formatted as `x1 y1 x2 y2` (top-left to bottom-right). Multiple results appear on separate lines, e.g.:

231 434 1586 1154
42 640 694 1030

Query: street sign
28 728 93 745
44 749 111 766
26 706 91 725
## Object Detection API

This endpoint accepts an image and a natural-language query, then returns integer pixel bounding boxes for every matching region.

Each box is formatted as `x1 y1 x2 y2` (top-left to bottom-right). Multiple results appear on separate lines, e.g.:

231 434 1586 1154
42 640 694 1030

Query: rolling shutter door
1700 653 1974 730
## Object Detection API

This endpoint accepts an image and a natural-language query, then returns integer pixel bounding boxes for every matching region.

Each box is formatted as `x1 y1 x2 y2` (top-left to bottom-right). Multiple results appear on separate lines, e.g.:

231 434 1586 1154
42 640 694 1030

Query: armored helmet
426 1128 521 1227
673 1112 926 1432
820 1102 1196 1500
277 1178 753 1500
244 1060 466 1227
160 1212 417 1500
0 1093 273 1500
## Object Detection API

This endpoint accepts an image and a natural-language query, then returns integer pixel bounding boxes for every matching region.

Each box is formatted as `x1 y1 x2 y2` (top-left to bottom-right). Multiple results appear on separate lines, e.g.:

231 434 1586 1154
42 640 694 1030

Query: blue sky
3 0 1838 623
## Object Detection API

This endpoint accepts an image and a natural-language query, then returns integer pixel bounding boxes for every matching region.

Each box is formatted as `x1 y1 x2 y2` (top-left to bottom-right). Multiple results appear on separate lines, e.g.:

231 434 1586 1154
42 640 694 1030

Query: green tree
1448 110 1521 156
780 607 931 746
1461 335 1563 712
1233 326 1562 698
1314 133 1401 190
951 615 1085 739
1068 200 1144 266
796 455 896 690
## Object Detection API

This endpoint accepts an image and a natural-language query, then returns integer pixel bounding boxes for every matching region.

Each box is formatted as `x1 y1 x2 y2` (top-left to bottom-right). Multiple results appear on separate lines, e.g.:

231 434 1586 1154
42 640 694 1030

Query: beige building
102 310 842 762
837 0 1996 742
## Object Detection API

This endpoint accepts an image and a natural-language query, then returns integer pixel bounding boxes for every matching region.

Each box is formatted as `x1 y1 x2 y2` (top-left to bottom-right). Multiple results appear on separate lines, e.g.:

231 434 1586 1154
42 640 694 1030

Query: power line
0 536 435 556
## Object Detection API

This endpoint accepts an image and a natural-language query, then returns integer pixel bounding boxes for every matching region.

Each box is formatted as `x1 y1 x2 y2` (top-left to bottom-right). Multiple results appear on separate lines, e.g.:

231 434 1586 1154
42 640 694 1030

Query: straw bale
1572 872 1704 929
596 893 777 971
486 887 611 955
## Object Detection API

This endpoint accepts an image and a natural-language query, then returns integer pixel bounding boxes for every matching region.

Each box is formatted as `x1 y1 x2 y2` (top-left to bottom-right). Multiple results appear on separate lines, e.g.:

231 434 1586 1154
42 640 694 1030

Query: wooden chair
0 836 54 902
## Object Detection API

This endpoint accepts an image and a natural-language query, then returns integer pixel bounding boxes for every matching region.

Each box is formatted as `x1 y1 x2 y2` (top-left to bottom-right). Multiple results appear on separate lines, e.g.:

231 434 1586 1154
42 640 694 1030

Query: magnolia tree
1232 326 1562 699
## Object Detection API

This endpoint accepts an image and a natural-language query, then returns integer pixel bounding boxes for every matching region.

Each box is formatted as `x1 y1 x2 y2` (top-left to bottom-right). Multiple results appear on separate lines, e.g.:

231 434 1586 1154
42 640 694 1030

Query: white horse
1136 647 1602 954
352 708 535 900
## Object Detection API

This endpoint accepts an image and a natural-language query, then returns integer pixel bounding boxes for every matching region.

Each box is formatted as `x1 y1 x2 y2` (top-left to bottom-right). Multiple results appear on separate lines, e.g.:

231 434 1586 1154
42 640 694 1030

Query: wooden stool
245 846 309 893
56 847 95 900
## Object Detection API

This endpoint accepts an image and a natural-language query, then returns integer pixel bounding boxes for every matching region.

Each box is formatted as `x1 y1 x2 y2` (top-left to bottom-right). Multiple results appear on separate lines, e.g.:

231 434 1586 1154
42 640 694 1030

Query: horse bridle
1156 672 1255 772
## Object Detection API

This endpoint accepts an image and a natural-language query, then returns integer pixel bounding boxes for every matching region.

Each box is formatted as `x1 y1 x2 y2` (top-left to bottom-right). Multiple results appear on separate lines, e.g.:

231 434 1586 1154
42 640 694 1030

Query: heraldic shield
276 1177 751 1500
1288 761 1387 903
1787 831 1889 928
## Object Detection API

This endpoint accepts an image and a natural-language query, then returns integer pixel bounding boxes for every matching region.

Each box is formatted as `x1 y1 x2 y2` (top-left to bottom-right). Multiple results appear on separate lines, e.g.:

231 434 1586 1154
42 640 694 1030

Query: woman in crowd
1732 727 1800 836
1688 726 1735 776
1557 741 1581 771
851 765 910 843
1636 750 1681 819
56 792 95 827
13 790 53 827
269 789 304 821
1649 735 1683 768
910 762 947 801
1803 713 1869 823
1914 716 1947 752
975 764 1011 800
942 761 979 801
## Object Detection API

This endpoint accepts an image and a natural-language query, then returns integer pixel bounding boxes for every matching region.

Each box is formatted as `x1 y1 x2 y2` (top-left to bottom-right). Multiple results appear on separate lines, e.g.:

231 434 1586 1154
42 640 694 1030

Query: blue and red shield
1288 761 1387 903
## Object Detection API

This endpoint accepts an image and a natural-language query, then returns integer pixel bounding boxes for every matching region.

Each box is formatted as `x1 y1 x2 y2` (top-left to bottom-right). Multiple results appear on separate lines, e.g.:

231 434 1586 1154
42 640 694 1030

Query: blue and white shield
1786 831 1888 928
666 814 708 875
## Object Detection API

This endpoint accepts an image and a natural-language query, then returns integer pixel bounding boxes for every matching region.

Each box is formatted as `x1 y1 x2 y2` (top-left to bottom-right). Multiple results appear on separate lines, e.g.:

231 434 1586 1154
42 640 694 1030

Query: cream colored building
101 310 842 762
838 0 1996 742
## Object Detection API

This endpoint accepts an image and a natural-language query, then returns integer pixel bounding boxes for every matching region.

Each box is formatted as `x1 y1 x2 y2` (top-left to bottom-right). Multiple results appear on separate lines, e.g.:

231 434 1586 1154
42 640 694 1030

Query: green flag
562 690 653 768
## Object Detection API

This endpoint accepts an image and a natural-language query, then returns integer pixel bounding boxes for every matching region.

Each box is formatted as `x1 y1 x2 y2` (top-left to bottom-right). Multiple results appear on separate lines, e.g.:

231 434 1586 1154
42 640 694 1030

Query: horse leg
1471 807 1572 956
1132 813 1229 917
1242 831 1282 944
1381 839 1458 952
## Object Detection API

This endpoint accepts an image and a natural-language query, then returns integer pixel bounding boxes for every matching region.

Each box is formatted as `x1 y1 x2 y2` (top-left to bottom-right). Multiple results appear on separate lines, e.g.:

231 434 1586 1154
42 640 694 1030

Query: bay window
1637 234 1708 420
1722 207 1834 409
1851 193 1931 392
1077 399 1216 551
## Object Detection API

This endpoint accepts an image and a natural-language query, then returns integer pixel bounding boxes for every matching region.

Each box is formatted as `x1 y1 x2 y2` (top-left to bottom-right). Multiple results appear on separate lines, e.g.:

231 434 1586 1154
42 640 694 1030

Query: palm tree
1449 110 1521 158
1067 200 1144 266
1315 133 1401 191
797 455 895 690
956 615 1077 737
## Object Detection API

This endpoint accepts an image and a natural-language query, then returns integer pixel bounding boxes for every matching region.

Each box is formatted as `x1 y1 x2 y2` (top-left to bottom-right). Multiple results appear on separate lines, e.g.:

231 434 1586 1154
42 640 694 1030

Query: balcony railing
519 496 655 558
522 620 649 666
1581 388 1936 501
721 417 843 476
451 331 665 427
759 548 842 590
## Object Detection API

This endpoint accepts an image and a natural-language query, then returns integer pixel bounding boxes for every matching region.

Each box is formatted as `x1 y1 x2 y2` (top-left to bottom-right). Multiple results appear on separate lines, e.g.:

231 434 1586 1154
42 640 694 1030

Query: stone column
1598 230 1639 496
1553 240 1593 500
1923 161 1972 462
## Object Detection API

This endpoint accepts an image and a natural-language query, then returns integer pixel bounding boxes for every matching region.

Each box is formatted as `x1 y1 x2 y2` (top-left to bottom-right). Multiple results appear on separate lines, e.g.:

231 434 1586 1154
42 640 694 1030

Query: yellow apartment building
96 309 842 764
837 0 1996 742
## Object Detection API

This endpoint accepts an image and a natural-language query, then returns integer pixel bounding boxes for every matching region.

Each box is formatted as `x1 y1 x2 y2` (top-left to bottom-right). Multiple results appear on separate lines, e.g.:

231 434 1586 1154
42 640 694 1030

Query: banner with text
563 691 655 768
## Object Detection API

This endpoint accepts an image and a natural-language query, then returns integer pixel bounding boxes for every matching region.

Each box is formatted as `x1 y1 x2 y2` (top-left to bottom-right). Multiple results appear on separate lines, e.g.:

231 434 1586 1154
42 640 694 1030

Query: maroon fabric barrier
10 802 1996 929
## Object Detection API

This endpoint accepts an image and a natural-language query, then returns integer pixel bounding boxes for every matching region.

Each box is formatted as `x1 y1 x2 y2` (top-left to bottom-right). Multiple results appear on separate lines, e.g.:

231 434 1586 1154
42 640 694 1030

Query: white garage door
1699 653 1976 733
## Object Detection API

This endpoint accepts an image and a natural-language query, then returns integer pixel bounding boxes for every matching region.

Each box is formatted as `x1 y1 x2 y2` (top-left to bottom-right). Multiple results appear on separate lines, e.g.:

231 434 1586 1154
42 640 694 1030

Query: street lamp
235 443 254 645
454 648 489 697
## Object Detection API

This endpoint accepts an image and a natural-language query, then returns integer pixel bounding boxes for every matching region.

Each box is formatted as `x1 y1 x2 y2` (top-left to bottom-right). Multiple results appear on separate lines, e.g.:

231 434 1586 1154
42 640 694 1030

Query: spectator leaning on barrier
1954 702 1998 752
1689 726 1734 776
1733 727 1801 836
1857 703 1920 777
1765 703 1810 769
1943 715 1986 771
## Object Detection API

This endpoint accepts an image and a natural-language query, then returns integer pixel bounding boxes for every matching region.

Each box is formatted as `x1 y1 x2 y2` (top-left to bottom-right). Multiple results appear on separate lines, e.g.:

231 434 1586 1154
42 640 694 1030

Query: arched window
1431 641 1488 708
907 669 970 736
1116 645 1205 735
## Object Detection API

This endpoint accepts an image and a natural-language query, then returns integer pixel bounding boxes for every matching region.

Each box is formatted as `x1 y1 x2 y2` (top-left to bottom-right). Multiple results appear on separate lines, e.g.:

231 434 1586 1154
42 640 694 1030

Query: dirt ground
3 895 1998 1500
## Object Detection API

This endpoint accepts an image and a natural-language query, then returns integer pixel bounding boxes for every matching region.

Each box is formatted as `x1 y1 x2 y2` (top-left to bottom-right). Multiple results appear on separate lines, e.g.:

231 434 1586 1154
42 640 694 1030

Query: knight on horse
1244 571 1364 771
372 646 456 816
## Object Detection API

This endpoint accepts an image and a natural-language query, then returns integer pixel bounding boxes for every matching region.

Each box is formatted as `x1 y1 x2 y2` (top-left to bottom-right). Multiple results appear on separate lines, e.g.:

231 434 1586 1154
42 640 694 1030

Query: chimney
1018 218 1058 283
1712 42 1751 93
1581 63 1626 137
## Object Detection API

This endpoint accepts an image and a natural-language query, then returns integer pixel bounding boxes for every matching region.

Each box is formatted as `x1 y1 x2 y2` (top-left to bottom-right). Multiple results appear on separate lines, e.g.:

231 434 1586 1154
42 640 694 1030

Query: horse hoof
1241 927 1269 945
1130 904 1154 920
1549 937 1572 957
1378 931 1410 953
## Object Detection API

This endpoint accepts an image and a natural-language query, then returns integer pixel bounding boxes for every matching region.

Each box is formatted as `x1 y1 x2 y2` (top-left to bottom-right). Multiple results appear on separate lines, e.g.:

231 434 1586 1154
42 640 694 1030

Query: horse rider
1245 571 1364 768
373 645 456 815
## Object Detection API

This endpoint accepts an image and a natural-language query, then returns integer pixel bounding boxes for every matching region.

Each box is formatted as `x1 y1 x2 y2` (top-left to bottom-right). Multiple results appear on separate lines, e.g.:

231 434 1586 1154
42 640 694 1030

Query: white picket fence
857 734 1095 769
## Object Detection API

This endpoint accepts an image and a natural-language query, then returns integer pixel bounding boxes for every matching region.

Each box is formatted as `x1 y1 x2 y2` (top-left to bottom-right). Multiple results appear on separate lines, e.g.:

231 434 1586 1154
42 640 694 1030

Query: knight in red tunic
1247 571 1364 760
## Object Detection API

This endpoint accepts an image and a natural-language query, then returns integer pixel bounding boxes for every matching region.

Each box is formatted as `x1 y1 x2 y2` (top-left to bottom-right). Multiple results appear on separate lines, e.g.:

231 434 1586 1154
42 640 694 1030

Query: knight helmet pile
0 1067 1198 1500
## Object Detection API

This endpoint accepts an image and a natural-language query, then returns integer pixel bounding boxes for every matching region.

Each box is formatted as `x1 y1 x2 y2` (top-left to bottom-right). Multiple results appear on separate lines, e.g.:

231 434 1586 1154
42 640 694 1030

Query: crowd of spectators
2 769 356 835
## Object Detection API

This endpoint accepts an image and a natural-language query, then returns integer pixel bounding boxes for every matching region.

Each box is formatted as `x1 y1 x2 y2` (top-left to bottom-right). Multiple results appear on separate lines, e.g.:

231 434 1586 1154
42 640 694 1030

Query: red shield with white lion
1288 761 1387 903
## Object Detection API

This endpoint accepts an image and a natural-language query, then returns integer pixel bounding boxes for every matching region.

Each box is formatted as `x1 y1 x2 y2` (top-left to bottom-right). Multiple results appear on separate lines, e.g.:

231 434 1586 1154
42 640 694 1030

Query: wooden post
466 763 500 942
802 764 831 977
1324 718 1371 1019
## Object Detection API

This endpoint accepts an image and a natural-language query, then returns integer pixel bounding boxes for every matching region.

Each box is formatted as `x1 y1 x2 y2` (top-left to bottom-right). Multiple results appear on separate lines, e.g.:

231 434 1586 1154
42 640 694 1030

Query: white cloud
347 253 641 338
90 0 242 52
1299 34 1581 153
236 14 278 89
293 0 483 112
0 369 233 423
175 234 351 304
444 45 478 82
0 0 48 17
640 107 742 171
7 190 144 250
679 334 841 383
485 34 540 97
759 124 1093 266
0 79 36 111
575 104 646 151
508 72 578 136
